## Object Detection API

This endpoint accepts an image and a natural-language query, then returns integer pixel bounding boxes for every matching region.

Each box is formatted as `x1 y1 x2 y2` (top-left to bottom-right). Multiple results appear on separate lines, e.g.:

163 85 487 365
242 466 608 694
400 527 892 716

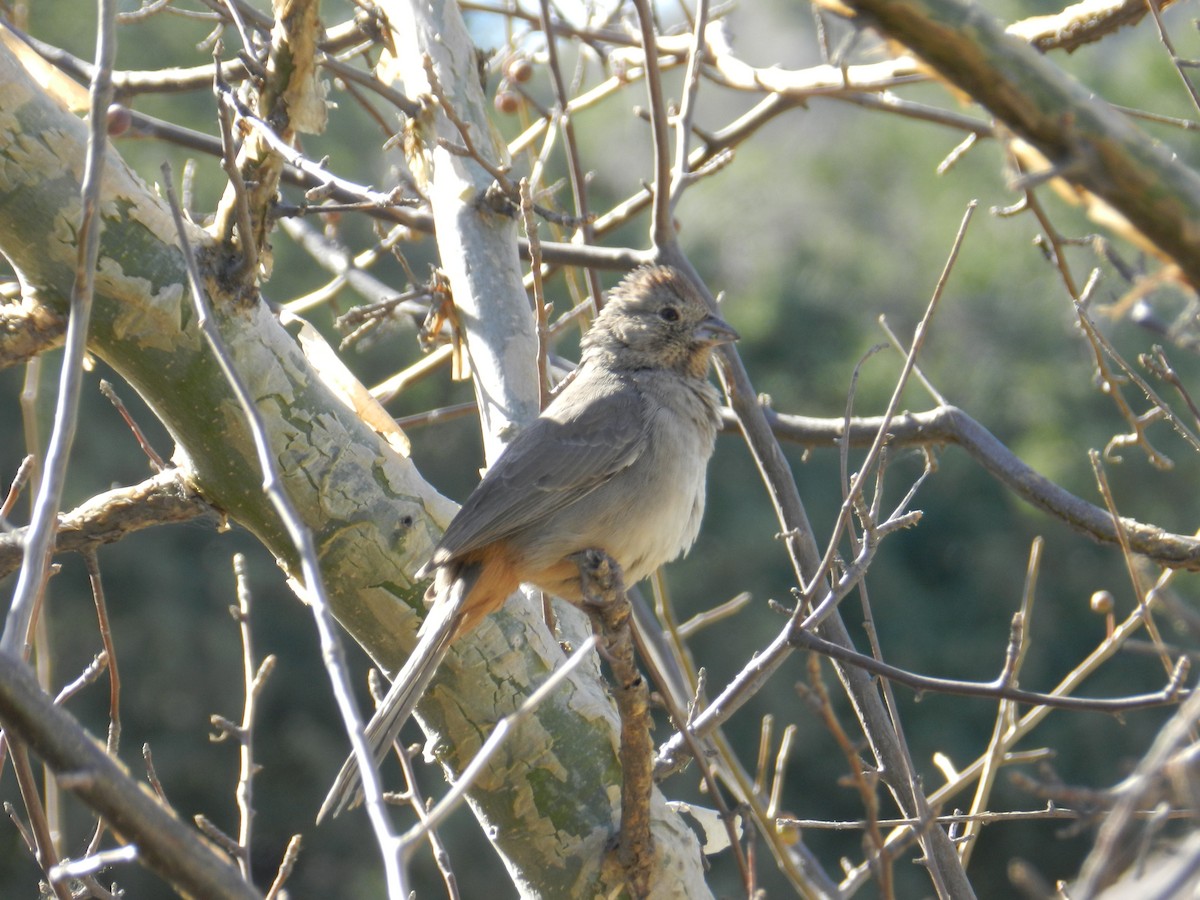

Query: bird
319 264 738 821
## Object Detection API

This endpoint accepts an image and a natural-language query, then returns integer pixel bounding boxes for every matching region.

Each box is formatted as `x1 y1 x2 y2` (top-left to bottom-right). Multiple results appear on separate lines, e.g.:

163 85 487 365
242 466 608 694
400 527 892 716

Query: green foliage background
5 0 1200 896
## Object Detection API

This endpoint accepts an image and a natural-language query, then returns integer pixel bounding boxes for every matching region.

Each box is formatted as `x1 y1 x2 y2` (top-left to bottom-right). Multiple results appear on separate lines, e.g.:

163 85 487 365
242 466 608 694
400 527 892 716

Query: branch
751 405 1200 569
789 629 1187 713
5 15 373 97
0 651 261 899
629 0 675 249
0 301 65 370
1 0 117 655
705 0 1177 95
827 0 1200 289
0 471 217 581
576 553 654 896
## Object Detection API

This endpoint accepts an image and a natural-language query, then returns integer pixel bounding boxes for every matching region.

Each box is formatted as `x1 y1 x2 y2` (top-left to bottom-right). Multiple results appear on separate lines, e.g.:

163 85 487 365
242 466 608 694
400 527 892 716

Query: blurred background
3 0 1200 896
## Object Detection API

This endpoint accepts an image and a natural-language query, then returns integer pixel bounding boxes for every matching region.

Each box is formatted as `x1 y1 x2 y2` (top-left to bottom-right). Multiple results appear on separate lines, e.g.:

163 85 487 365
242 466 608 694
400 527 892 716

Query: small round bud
1090 590 1114 615
505 56 533 84
106 103 132 137
494 90 520 115
775 817 801 846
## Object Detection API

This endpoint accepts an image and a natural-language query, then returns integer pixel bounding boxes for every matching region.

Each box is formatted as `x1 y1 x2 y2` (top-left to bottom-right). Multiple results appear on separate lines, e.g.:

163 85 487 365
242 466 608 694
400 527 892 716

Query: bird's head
582 265 738 379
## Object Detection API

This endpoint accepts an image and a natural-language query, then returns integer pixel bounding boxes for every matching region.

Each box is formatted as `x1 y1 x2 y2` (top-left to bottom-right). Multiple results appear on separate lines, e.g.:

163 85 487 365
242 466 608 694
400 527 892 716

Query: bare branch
829 0 1200 289
0 471 217 581
1 0 118 655
0 651 261 899
0 302 65 370
752 405 1200 569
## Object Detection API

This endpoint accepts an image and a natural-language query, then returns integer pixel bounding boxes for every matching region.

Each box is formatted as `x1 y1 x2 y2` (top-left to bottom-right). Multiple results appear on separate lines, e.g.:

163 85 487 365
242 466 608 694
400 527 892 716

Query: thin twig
780 803 1193 831
535 0 603 309
669 0 710 215
397 637 598 852
802 201 975 607
142 743 169 803
629 0 676 249
789 628 1185 712
398 748 460 897
82 548 121 857
49 845 137 887
1 0 118 656
4 801 36 856
10 740 72 900
958 537 1042 867
676 591 752 639
1076 300 1200 459
876 315 947 406
1143 0 1200 116
220 86 404 207
0 456 35 522
424 56 513 190
99 380 166 471
51 653 108 706
1088 451 1174 676
264 834 302 900
212 54 260 281
804 654 892 895
766 724 797 821
231 553 272 883
519 178 551 408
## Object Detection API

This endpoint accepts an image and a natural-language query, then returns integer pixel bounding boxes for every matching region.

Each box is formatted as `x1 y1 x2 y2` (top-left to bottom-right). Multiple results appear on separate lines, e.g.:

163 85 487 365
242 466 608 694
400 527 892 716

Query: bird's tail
317 570 474 822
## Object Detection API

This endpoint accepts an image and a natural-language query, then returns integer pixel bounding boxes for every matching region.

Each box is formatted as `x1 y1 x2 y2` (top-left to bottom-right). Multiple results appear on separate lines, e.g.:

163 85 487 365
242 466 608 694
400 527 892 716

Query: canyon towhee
320 264 737 820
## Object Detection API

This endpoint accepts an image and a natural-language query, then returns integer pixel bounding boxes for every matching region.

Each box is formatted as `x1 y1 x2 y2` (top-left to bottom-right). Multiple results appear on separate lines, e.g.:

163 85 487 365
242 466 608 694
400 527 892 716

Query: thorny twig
372 672 459 899
226 554 275 882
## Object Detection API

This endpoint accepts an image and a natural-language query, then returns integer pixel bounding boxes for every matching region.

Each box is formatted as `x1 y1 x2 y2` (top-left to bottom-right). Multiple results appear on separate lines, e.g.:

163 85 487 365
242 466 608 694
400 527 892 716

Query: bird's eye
658 306 680 322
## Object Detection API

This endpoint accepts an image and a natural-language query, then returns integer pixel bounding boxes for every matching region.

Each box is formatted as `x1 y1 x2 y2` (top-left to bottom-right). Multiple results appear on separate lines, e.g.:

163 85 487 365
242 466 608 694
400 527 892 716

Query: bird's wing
431 376 647 561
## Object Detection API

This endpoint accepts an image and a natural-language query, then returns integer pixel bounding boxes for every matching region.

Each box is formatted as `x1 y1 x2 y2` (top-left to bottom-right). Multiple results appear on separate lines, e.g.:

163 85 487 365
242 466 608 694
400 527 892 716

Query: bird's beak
695 313 739 346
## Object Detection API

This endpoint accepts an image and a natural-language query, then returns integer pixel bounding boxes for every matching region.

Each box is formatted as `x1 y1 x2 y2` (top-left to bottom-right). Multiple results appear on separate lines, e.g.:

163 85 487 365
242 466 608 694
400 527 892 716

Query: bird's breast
615 397 715 580
519 372 720 595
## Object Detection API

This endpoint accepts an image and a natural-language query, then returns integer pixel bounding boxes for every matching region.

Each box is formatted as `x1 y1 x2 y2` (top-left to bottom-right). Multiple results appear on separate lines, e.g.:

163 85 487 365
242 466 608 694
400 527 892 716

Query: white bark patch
100 260 189 352
6 129 78 188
